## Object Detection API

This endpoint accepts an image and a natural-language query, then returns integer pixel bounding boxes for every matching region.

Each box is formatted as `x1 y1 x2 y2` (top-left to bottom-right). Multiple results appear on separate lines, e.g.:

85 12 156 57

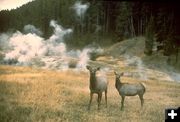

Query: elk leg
88 92 93 110
105 90 107 108
98 92 102 110
121 96 125 110
138 94 144 107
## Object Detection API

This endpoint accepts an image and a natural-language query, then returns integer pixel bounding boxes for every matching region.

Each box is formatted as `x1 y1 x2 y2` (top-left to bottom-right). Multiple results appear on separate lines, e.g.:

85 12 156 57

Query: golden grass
0 65 180 122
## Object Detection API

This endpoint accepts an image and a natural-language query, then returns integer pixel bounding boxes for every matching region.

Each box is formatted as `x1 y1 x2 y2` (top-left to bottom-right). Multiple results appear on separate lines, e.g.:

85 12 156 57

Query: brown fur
86 66 108 110
114 71 146 110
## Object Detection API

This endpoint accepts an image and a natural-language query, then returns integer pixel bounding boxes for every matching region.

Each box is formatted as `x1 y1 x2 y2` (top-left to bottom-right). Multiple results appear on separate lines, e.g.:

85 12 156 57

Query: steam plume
23 24 42 36
2 20 73 66
76 48 91 70
0 19 104 71
124 55 147 80
72 1 90 18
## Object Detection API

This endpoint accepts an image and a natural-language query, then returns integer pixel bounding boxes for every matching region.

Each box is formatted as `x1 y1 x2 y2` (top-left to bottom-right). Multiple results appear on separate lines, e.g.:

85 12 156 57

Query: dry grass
0 65 180 122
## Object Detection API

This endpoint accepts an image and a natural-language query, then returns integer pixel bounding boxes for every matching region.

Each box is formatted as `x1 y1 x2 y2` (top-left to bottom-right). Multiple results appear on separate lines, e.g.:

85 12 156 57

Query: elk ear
120 72 124 76
86 65 90 70
114 71 117 75
97 67 100 71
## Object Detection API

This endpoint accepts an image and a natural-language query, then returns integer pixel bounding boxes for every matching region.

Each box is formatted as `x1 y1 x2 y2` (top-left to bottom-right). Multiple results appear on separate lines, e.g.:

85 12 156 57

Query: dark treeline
0 0 180 57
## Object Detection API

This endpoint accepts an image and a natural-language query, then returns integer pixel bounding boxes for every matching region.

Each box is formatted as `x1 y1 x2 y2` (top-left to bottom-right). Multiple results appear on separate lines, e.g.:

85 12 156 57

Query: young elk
86 65 108 110
114 71 146 110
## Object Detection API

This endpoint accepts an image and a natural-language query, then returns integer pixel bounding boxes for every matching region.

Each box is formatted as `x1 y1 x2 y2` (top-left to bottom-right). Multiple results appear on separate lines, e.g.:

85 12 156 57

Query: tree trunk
176 47 179 63
130 15 135 37
140 17 143 35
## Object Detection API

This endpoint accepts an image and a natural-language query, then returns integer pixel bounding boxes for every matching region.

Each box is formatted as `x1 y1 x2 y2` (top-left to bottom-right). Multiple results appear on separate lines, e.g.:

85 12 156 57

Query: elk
114 71 146 110
86 65 108 110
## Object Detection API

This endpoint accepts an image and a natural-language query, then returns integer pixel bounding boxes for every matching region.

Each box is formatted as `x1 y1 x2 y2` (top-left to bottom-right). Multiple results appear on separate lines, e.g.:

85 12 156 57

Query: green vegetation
0 1 179 55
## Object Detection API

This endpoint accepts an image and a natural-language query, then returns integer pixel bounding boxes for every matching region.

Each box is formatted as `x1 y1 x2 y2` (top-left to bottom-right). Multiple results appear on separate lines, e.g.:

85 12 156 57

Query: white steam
0 19 103 71
4 32 46 63
23 24 42 36
0 33 12 51
3 20 73 67
0 1 104 73
46 20 72 56
72 1 90 18
76 47 104 70
124 55 147 80
76 48 91 69
49 20 72 43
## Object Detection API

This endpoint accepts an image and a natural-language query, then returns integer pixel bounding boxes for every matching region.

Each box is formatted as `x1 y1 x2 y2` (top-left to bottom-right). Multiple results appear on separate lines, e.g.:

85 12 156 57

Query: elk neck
89 73 97 90
115 77 122 89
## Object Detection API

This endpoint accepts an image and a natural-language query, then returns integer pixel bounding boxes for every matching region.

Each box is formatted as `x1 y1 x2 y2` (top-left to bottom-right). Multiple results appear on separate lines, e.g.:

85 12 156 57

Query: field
0 65 180 122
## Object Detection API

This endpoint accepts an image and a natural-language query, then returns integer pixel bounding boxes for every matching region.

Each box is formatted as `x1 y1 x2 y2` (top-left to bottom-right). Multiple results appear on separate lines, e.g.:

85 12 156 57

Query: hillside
0 65 180 122
105 37 146 57
98 37 180 82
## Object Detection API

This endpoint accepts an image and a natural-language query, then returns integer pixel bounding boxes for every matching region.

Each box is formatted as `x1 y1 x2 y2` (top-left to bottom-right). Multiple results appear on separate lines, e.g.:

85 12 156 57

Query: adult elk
86 65 108 110
114 71 146 110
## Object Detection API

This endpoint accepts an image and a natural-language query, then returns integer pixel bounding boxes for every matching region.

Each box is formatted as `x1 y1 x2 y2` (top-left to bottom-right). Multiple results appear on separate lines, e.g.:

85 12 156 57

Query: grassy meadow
0 65 180 122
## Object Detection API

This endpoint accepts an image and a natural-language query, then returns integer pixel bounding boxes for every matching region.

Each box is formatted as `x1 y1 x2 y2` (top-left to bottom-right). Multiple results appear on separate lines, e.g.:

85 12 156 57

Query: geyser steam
23 24 42 36
2 20 73 66
4 32 46 63
0 1 101 71
72 1 90 18
124 55 147 80
76 48 91 69
0 19 103 71
49 20 72 43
